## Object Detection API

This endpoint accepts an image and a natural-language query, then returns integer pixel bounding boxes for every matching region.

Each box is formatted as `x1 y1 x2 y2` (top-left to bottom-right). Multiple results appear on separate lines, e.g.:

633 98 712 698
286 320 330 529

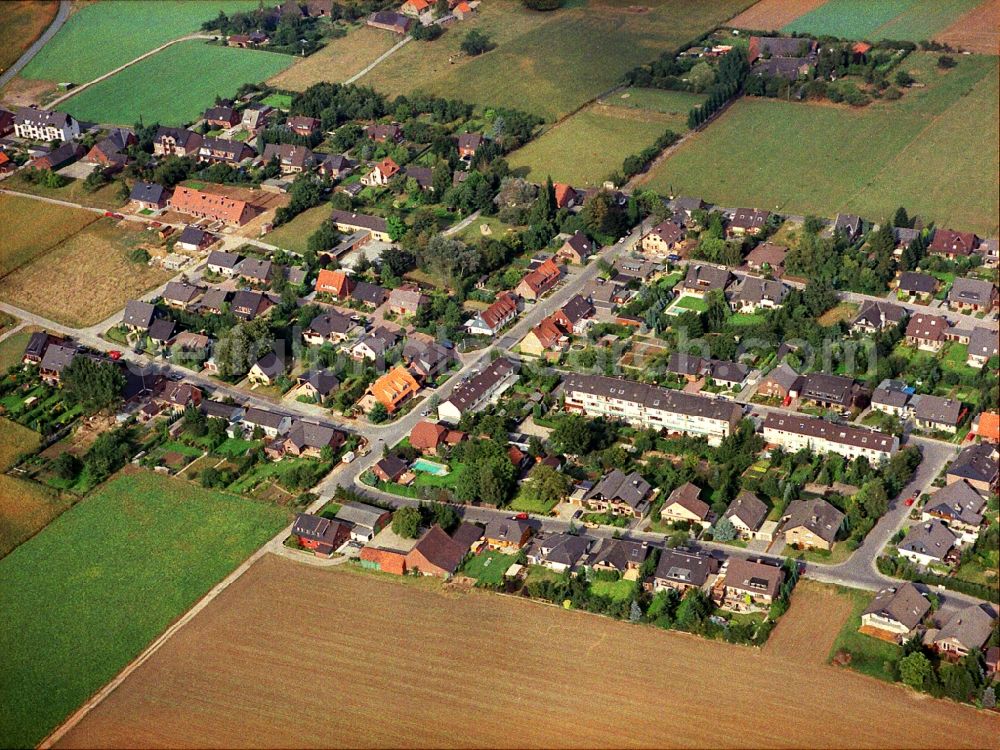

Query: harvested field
0 1 58 74
935 0 1000 54
267 25 398 91
56 555 1000 749
0 194 98 277
729 0 829 30
0 219 175 328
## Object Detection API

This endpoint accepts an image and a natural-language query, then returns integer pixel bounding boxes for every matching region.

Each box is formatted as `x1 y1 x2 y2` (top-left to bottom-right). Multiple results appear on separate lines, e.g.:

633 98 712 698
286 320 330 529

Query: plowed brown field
56 556 1000 749
729 0 828 30
934 0 1000 54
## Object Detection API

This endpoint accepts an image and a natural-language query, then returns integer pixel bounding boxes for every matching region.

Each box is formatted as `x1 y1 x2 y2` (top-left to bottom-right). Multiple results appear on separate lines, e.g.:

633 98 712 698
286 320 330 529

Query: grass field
54 556 1000 748
0 1 58 74
268 25 398 91
0 194 98 278
0 418 71 559
507 103 674 186
590 577 639 602
603 87 707 118
826 584 902 682
460 550 512 585
782 0 982 42
642 53 999 235
0 329 35 372
19 0 259 84
358 0 754 121
0 219 175 327
264 204 331 253
0 470 289 748
61 41 293 126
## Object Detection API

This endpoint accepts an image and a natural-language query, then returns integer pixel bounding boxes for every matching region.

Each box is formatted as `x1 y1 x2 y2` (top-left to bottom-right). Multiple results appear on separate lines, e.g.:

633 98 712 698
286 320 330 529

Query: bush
522 0 563 8
937 55 956 69
460 29 494 56
129 248 151 263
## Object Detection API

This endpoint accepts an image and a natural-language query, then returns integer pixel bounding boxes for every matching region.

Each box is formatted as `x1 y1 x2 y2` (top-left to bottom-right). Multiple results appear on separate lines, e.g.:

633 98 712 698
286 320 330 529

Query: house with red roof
930 229 978 259
464 292 518 336
516 258 562 301
314 269 355 299
553 182 579 209
361 157 400 186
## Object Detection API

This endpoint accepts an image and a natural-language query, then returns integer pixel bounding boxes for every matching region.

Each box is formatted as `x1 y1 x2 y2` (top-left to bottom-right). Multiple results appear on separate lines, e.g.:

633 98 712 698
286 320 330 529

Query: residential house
782 497 844 551
171 331 211 360
922 480 986 543
405 525 468 578
203 105 240 128
727 275 787 312
292 513 350 557
242 407 292 438
587 539 648 579
584 469 653 518
851 301 907 334
364 123 403 143
552 294 595 335
650 548 718 594
241 104 273 135
483 519 532 552
526 533 593 573
976 237 998 268
404 339 455 381
931 605 996 658
520 315 567 358
248 349 286 385
967 327 998 368
22 332 57 365
871 379 912 417
0 107 15 137
39 343 78 384
197 136 255 166
409 420 464 455
235 257 273 285
897 271 938 300
912 395 963 434
897 520 958 567
681 263 731 296
261 143 315 174
671 196 704 218
122 300 157 332
728 208 770 237
349 327 399 362
905 314 949 352
315 268 355 299
756 362 802 402
457 132 482 159
286 115 320 138
169 186 253 226
303 310 355 346
744 242 787 276
317 153 354 179
970 411 999 444
13 107 79 141
367 10 413 33
438 358 518 424
352 281 387 309
660 482 711 528
562 373 743 446
747 35 816 63
556 231 594 264
361 156 400 186
722 491 769 540
387 285 428 317
860 583 930 641
129 181 169 211
799 372 868 410
295 370 340 402
464 292 517 336
640 221 685 257
833 213 863 241
716 558 785 612
404 165 433 191
272 420 345 459
947 278 997 312
336 502 392 542
29 142 83 171
929 229 978 259
762 413 898 462
231 290 272 320
553 182 579 209
161 281 203 309
153 126 202 158
372 455 411 484
365 365 421 414
175 226 216 252
147 318 176 347
86 128 135 167
946 443 998 494
516 258 562 301
612 257 661 285
200 400 245 424
204 252 239 279
893 227 921 254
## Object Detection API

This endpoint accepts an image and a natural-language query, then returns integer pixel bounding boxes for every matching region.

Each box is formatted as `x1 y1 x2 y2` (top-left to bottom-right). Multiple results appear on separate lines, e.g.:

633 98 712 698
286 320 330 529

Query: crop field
0 418 71 559
0 1 58 74
55 555 1000 749
641 53 999 235
729 0 829 30
0 194 98 278
60 41 294 126
0 470 289 748
268 25 399 91
358 0 754 121
507 104 673 186
0 219 175 328
264 204 331 254
18 0 259 84
782 0 983 42
934 0 1000 54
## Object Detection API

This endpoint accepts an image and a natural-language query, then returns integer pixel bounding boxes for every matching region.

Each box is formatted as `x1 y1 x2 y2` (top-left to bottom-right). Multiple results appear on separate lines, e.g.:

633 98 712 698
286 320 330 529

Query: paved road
0 0 71 90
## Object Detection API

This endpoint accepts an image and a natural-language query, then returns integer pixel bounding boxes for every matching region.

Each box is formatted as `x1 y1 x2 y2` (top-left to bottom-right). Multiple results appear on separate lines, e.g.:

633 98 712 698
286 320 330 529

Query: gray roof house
862 583 930 636
967 327 999 367
122 300 157 330
682 263 731 295
946 444 999 490
912 394 962 432
948 277 997 310
587 538 648 574
783 497 844 548
851 300 907 333
526 533 593 572
932 605 996 656
897 271 938 296
652 548 718 591
584 469 653 517
898 520 958 565
923 480 986 532
722 490 769 535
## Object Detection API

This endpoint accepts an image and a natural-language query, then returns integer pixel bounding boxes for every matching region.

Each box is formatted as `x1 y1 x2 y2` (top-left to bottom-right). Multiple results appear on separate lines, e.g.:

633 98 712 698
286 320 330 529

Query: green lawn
461 550 512 585
642 53 999 236
0 470 289 748
261 92 293 110
265 204 331 254
20 0 259 83
61 41 293 126
0 329 34 373
507 104 674 187
590 577 639 602
728 311 767 326
214 437 255 459
412 461 467 490
939 342 977 379
827 584 902 682
509 488 559 515
671 295 709 313
606 87 707 117
783 0 981 42
359 0 754 121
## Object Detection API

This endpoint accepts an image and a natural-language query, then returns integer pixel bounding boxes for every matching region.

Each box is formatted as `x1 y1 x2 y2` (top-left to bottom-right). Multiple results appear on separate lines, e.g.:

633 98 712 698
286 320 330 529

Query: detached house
405 525 469 578
203 105 240 128
757 362 801 401
967 327 998 368
286 115 320 138
457 132 482 159
153 126 202 158
947 278 997 312
483 519 532 552
897 271 938 300
206 250 240 276
833 213 863 241
365 365 421 414
931 605 996 658
897 520 958 567
261 143 315 174
727 275 787 312
86 128 135 167
728 208 770 237
526 533 593 573
13 107 79 142
303 310 355 346
588 539 648 579
329 209 391 242
860 583 930 641
516 258 561 301
293 513 350 557
722 491 769 540
905 313 949 352
947 443 999 494
129 181 169 211
716 558 784 612
660 482 711 528
922 480 986 543
556 231 593 264
387 285 428 317
583 469 653 518
640 220 685 257
122 300 157 332
681 263 731 296
782 497 844 551
929 229 978 259
912 394 962 434
650 548 718 594
176 226 216 252
364 122 403 143
464 292 517 337
744 242 787 276
361 156 400 186
314 268 354 299
248 349 286 385
197 136 255 166
851 301 907 334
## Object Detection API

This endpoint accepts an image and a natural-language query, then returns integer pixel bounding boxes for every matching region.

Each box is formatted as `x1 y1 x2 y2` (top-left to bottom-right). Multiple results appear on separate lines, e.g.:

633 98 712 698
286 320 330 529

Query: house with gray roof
39 343 78 384
871 379 912 417
525 533 593 573
727 275 787 312
660 482 711 527
681 263 731 296
335 502 392 542
912 394 963 434
651 548 718 593
897 271 938 298
584 469 653 518
861 583 930 640
922 480 986 541
967 327 999 368
897 520 958 567
122 300 157 331
161 281 204 309
304 310 355 346
783 497 844 551
851 300 907 333
932 604 996 657
722 490 769 539
242 407 292 438
833 213 864 241
946 443 999 493
587 538 648 577
206 250 240 276
947 277 997 312
129 181 169 210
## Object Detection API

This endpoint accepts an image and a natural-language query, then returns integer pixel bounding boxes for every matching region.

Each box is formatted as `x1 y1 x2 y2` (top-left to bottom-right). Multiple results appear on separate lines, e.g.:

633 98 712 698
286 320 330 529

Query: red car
904 497 915 507
514 513 529 520
108 350 122 360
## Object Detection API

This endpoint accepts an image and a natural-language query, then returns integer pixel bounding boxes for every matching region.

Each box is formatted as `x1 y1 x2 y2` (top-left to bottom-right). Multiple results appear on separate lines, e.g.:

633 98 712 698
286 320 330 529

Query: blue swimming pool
411 458 450 476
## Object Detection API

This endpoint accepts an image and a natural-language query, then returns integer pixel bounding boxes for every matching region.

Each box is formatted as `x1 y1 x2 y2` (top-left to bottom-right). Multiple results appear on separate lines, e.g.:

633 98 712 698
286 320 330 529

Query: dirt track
57 555 1000 749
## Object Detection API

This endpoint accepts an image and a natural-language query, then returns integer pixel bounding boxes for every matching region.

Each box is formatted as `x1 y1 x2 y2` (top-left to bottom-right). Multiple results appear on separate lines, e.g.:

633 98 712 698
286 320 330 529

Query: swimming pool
411 458 450 476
